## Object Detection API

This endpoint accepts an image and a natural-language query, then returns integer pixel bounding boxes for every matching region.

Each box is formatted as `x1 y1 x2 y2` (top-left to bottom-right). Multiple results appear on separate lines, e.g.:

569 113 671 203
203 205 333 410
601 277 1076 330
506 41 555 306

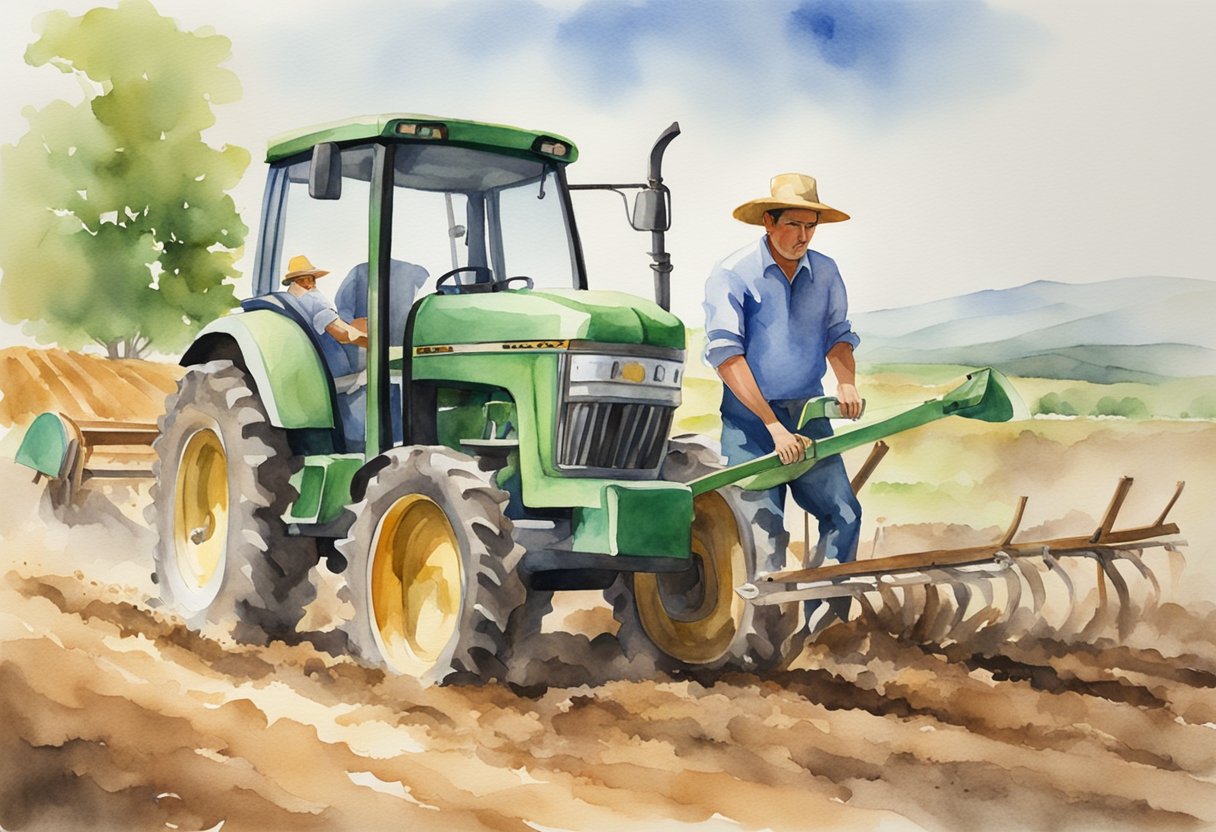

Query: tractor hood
410 289 684 351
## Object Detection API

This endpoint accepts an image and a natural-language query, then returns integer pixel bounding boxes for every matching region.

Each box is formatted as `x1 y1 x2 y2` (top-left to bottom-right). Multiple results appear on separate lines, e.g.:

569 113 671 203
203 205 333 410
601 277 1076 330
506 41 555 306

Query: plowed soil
2 349 1215 831
0 346 182 428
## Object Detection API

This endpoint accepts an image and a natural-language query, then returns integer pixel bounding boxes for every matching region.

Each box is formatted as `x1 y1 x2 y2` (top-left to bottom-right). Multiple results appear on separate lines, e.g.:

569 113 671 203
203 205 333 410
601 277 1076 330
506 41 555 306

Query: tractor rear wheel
149 360 317 643
338 446 526 684
606 436 799 674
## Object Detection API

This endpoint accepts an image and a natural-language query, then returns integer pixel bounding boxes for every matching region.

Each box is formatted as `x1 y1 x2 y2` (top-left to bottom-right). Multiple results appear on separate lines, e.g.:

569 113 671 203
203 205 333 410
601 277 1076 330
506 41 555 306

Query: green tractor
151 114 800 682
140 114 1047 683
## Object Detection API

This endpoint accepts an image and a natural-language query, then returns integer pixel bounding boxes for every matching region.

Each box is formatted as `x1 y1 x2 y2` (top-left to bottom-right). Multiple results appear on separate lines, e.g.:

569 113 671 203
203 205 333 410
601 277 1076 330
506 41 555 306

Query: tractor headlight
395 121 448 140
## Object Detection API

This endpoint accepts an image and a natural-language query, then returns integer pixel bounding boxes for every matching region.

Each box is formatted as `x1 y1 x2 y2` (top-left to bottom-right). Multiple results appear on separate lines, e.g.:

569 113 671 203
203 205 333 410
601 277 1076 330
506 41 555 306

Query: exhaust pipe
641 122 681 311
568 121 682 311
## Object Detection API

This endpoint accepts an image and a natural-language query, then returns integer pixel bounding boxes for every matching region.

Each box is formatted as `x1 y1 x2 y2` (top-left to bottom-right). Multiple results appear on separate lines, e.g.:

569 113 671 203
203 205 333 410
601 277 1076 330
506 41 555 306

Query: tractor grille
558 401 674 471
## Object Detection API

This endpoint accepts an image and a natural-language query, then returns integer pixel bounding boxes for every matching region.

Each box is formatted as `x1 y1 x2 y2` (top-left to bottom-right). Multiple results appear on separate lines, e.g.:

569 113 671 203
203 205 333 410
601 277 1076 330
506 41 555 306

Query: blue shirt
703 235 860 400
335 259 430 338
293 288 340 335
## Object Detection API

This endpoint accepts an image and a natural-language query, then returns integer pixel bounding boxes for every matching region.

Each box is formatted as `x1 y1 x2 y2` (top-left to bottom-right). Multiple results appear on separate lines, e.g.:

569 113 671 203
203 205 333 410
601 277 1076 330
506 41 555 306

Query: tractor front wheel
338 446 526 684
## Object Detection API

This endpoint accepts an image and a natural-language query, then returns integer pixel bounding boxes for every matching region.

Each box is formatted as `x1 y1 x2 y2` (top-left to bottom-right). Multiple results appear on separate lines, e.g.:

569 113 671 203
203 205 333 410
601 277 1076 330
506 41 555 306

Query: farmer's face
764 208 818 262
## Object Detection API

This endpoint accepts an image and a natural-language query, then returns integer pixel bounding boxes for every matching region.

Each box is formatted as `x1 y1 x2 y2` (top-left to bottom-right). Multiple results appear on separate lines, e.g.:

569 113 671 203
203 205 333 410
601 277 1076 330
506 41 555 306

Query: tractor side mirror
631 188 669 232
309 142 342 200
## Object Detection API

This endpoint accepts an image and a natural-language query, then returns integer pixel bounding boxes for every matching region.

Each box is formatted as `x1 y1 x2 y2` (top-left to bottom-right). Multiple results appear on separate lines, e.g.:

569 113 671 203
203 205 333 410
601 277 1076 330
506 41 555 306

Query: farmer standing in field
702 173 863 628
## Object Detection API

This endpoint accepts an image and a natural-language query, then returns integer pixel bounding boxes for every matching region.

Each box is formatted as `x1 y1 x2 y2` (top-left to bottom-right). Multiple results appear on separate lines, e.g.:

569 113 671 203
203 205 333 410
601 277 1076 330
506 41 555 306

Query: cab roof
265 113 579 164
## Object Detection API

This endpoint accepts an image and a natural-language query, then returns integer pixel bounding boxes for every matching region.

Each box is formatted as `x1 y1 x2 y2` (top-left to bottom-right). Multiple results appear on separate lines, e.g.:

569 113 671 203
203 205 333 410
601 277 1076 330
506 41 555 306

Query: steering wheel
435 266 494 295
435 267 536 295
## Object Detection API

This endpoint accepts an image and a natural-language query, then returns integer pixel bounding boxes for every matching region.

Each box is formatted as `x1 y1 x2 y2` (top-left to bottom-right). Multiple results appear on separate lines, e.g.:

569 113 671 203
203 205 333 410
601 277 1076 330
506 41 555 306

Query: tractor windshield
389 144 581 295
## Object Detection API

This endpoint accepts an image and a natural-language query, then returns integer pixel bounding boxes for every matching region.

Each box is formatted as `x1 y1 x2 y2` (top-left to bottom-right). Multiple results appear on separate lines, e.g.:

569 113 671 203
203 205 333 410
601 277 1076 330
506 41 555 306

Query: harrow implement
737 478 1186 642
14 411 158 506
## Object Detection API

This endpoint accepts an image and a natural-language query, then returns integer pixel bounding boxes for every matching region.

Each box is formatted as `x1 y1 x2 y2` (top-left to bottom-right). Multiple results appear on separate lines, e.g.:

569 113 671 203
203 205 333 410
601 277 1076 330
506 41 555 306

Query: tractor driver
282 254 369 349
702 173 863 628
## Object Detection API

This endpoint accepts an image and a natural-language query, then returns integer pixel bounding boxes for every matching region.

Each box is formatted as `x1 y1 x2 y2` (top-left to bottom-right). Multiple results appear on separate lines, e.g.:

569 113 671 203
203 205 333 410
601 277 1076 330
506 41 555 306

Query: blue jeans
719 387 861 623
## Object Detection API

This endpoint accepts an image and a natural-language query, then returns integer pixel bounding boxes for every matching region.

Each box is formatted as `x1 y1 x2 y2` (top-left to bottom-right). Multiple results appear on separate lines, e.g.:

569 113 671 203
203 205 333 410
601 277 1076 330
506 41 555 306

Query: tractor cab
244 118 587 454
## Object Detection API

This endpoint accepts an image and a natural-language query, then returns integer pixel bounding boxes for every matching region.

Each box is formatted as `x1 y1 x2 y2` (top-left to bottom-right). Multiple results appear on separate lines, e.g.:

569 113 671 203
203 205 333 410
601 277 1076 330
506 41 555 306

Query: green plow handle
688 368 1021 497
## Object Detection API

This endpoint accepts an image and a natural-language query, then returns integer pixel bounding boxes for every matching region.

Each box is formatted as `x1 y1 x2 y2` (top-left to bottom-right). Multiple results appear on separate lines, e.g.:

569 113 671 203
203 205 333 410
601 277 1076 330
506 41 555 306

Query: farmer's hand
837 383 863 420
767 423 812 465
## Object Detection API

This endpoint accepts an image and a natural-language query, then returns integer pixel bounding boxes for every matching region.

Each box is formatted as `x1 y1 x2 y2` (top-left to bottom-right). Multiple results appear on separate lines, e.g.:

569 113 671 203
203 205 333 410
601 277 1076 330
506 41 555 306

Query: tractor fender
181 310 335 430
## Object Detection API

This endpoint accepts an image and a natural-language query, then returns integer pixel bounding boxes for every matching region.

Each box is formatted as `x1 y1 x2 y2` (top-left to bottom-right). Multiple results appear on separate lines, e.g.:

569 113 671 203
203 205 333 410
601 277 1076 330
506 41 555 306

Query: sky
1 0 1214 339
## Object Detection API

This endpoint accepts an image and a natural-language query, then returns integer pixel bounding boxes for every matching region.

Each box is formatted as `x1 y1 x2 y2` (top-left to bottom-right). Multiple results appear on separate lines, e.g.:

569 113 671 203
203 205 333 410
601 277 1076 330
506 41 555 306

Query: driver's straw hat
282 254 330 285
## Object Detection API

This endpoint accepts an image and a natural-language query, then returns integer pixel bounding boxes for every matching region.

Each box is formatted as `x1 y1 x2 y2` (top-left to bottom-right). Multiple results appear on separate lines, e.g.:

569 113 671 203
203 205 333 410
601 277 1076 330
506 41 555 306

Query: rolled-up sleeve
296 290 340 335
824 272 861 351
312 307 339 335
703 265 747 368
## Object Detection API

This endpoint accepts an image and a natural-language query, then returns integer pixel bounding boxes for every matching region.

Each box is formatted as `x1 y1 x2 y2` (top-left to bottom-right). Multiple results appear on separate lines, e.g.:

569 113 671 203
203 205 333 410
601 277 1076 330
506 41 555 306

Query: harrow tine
908 581 944 642
1017 557 1048 615
986 564 1028 641
1013 556 1051 636
1165 543 1187 597
1101 554 1135 639
876 581 913 635
1116 547 1161 611
1044 551 1086 639
856 591 880 624
946 580 973 641
984 497 1030 641
975 573 996 609
1078 554 1118 642
949 575 1001 642
974 572 1013 643
898 584 931 639
1001 563 1023 621
925 583 964 644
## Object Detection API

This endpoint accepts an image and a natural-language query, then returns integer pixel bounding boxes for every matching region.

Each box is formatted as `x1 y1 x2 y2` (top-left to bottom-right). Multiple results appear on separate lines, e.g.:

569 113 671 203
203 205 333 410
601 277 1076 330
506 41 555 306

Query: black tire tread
338 446 526 684
148 360 316 642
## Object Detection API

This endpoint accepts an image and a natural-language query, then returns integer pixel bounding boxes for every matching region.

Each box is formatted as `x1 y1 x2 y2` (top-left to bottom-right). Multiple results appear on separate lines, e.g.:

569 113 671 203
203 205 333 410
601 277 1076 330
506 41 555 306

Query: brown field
0 346 182 428
2 347 1216 831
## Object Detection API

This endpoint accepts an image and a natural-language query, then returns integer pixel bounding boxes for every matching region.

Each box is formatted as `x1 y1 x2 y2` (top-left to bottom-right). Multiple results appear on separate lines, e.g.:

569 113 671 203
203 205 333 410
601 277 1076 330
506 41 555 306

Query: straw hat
281 254 330 285
732 173 850 226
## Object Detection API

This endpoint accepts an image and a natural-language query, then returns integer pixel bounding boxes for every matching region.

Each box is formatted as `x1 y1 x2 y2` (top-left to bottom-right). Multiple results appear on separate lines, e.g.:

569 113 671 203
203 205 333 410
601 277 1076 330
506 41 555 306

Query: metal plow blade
737 478 1186 645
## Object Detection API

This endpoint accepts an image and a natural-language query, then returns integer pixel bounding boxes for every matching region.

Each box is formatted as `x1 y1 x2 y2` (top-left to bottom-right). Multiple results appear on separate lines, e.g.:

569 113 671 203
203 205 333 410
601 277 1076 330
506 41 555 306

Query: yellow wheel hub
634 491 747 664
173 428 228 595
369 495 464 674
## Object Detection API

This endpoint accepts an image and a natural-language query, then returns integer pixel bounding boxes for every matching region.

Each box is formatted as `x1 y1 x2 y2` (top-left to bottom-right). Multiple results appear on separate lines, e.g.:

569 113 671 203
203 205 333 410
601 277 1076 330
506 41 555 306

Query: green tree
0 0 249 358
1033 391 1077 416
1091 395 1150 419
1186 394 1216 420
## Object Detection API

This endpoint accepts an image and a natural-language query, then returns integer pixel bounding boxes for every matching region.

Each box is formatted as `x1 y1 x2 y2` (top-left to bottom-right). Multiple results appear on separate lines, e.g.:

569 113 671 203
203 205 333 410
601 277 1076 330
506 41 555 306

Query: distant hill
854 277 1216 383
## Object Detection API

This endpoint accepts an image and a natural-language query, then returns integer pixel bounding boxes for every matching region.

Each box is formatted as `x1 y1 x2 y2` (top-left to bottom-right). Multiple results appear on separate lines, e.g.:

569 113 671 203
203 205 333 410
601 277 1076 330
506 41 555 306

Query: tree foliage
0 0 249 358
1033 391 1077 417
1091 395 1150 419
